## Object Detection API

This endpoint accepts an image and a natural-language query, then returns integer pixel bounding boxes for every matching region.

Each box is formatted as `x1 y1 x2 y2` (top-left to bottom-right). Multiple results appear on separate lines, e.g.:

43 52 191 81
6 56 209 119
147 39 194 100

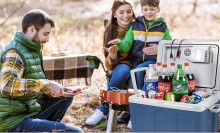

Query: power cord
170 39 176 59
176 39 186 58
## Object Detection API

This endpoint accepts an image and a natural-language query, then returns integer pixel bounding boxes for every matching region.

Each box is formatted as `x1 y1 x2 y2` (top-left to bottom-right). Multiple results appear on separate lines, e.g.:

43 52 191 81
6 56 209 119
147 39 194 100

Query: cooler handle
130 67 148 95
208 104 220 113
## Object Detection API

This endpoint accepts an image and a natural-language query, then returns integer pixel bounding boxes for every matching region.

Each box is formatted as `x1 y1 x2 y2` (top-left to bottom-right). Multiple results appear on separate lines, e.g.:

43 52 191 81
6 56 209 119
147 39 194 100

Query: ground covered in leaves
62 89 132 132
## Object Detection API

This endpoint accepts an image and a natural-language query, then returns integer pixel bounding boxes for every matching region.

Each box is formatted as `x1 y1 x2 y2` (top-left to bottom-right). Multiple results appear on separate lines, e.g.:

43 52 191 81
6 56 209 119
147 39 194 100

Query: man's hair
141 0 160 7
22 9 55 33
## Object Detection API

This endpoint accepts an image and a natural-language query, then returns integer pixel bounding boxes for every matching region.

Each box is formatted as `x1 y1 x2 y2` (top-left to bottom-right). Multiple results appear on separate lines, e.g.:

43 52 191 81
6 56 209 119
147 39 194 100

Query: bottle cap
184 62 189 66
177 64 182 68
170 62 175 66
157 62 162 65
162 64 167 67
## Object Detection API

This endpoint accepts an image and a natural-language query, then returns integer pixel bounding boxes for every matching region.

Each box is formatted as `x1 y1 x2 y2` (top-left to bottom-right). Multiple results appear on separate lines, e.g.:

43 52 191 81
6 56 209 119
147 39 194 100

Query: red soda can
180 95 190 103
155 92 164 100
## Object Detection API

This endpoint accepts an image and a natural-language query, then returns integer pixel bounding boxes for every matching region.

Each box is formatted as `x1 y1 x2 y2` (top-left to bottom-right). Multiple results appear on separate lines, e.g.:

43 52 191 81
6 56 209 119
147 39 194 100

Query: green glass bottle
172 64 188 102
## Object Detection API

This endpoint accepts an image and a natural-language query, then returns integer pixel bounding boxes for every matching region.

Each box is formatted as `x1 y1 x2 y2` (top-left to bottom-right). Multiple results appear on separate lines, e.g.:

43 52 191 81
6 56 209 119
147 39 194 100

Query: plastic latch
208 104 220 113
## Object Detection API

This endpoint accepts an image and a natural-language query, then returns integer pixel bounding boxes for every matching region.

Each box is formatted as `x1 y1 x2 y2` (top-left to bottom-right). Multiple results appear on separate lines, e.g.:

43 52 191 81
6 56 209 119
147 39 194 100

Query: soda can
180 94 190 103
193 90 212 99
193 91 205 98
165 92 175 101
155 92 164 100
148 90 156 99
194 94 203 104
188 94 202 104
188 95 196 104
204 89 213 97
137 90 147 98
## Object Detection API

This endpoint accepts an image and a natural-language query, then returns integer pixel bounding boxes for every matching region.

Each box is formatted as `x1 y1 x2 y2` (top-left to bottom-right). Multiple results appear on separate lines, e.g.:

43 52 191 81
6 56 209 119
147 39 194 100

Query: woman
85 0 135 126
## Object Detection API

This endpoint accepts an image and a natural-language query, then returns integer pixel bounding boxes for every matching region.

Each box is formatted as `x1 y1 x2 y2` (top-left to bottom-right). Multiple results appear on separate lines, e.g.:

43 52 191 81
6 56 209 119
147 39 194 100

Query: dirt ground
62 89 132 132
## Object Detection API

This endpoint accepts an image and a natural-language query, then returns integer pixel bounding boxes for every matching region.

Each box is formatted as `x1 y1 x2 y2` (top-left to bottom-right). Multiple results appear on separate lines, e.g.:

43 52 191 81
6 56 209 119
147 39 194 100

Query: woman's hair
22 9 55 33
103 0 135 57
141 0 160 8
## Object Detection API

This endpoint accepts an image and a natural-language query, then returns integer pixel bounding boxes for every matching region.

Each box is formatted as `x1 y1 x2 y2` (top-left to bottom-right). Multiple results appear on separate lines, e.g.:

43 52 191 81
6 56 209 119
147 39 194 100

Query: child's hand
108 39 121 45
103 45 118 59
142 43 158 55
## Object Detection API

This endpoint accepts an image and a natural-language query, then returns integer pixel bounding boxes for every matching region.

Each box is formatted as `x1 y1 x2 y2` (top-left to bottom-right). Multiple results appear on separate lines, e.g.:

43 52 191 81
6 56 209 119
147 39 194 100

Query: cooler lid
157 40 220 90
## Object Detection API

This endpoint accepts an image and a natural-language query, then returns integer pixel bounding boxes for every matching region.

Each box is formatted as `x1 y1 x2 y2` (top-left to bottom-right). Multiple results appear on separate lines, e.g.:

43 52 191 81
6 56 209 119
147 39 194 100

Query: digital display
195 49 202 60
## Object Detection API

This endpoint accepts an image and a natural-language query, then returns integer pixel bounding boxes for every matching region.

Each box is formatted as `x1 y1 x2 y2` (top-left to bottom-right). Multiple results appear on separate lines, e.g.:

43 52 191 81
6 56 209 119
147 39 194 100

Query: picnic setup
1 0 220 132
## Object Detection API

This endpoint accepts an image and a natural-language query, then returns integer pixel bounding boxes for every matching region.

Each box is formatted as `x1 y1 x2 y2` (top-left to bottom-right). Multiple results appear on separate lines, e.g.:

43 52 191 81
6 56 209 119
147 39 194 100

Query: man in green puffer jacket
0 9 83 132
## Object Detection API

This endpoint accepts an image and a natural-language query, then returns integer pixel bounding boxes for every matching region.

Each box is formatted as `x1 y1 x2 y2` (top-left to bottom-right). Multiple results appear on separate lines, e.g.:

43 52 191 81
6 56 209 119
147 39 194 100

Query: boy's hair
141 0 160 7
22 9 55 33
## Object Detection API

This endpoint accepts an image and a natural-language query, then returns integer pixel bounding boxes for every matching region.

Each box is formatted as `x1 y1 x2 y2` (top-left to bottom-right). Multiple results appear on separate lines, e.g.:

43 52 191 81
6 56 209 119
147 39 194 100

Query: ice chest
129 40 220 132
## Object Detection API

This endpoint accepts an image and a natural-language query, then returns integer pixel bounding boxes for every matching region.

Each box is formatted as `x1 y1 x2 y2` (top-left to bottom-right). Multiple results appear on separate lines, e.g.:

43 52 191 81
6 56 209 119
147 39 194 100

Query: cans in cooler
193 89 213 98
180 94 190 103
165 92 175 101
148 90 156 99
155 92 164 100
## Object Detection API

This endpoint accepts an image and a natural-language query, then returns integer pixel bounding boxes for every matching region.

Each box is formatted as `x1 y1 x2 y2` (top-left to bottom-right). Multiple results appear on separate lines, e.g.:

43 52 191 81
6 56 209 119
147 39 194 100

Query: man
0 9 83 132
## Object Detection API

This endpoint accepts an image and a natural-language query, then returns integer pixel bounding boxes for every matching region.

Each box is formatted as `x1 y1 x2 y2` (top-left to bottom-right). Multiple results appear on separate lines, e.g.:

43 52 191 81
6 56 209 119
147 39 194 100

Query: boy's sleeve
117 26 134 52
163 28 172 40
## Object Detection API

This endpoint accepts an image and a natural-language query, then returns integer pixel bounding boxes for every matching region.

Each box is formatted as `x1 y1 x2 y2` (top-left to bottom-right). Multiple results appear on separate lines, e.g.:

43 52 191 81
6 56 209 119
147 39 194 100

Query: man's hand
63 85 89 97
103 45 118 59
108 39 121 45
142 43 158 55
47 81 64 97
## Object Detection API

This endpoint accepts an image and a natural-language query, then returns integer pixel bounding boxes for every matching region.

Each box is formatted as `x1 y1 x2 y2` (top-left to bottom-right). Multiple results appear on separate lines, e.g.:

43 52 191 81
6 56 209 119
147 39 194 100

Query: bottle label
143 81 158 92
158 82 172 93
188 80 195 91
172 83 188 93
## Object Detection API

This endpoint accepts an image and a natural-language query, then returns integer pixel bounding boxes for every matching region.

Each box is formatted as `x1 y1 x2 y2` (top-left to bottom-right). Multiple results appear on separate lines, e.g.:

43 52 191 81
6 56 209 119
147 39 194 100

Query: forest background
1 0 220 132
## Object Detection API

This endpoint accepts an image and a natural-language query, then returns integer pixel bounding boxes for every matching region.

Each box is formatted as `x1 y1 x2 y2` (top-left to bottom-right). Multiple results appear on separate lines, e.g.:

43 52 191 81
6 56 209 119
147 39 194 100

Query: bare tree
0 1 26 27
191 0 198 14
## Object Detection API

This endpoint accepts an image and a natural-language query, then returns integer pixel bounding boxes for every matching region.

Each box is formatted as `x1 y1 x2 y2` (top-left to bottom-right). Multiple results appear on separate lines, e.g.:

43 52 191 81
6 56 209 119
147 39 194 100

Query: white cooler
129 39 220 132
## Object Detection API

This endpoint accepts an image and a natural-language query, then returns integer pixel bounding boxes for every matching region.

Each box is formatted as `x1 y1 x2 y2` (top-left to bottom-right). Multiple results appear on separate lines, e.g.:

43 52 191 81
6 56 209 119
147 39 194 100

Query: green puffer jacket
0 32 47 131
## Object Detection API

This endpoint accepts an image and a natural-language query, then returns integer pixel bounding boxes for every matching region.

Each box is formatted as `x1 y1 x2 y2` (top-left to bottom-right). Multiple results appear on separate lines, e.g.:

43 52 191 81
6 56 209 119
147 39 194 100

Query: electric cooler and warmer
129 40 220 132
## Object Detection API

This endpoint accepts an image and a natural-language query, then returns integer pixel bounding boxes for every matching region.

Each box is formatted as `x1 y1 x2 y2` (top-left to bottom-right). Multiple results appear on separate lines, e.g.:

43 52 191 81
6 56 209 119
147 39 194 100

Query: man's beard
32 32 45 46
32 32 41 44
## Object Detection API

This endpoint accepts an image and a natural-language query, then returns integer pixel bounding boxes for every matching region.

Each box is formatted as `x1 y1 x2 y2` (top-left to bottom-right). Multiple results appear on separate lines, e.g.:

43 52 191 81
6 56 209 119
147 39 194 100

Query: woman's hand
142 43 158 55
108 39 121 45
103 45 118 59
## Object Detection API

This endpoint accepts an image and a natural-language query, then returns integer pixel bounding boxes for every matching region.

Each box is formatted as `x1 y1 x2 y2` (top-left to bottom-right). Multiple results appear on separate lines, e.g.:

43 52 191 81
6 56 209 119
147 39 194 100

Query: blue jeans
10 97 83 132
128 60 156 90
100 64 131 115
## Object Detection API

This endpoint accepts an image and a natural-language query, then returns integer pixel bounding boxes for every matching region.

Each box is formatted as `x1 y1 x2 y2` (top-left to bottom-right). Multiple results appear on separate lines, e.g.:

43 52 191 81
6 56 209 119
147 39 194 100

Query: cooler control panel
158 41 219 89
184 46 213 63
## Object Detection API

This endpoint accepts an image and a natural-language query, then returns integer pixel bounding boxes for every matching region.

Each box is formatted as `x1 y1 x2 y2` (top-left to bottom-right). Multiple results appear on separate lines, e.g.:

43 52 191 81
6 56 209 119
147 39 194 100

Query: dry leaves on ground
62 91 132 132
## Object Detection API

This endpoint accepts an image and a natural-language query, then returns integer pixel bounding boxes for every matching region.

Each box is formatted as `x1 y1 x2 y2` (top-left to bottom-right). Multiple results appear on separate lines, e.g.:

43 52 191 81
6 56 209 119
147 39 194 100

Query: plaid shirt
0 50 49 96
